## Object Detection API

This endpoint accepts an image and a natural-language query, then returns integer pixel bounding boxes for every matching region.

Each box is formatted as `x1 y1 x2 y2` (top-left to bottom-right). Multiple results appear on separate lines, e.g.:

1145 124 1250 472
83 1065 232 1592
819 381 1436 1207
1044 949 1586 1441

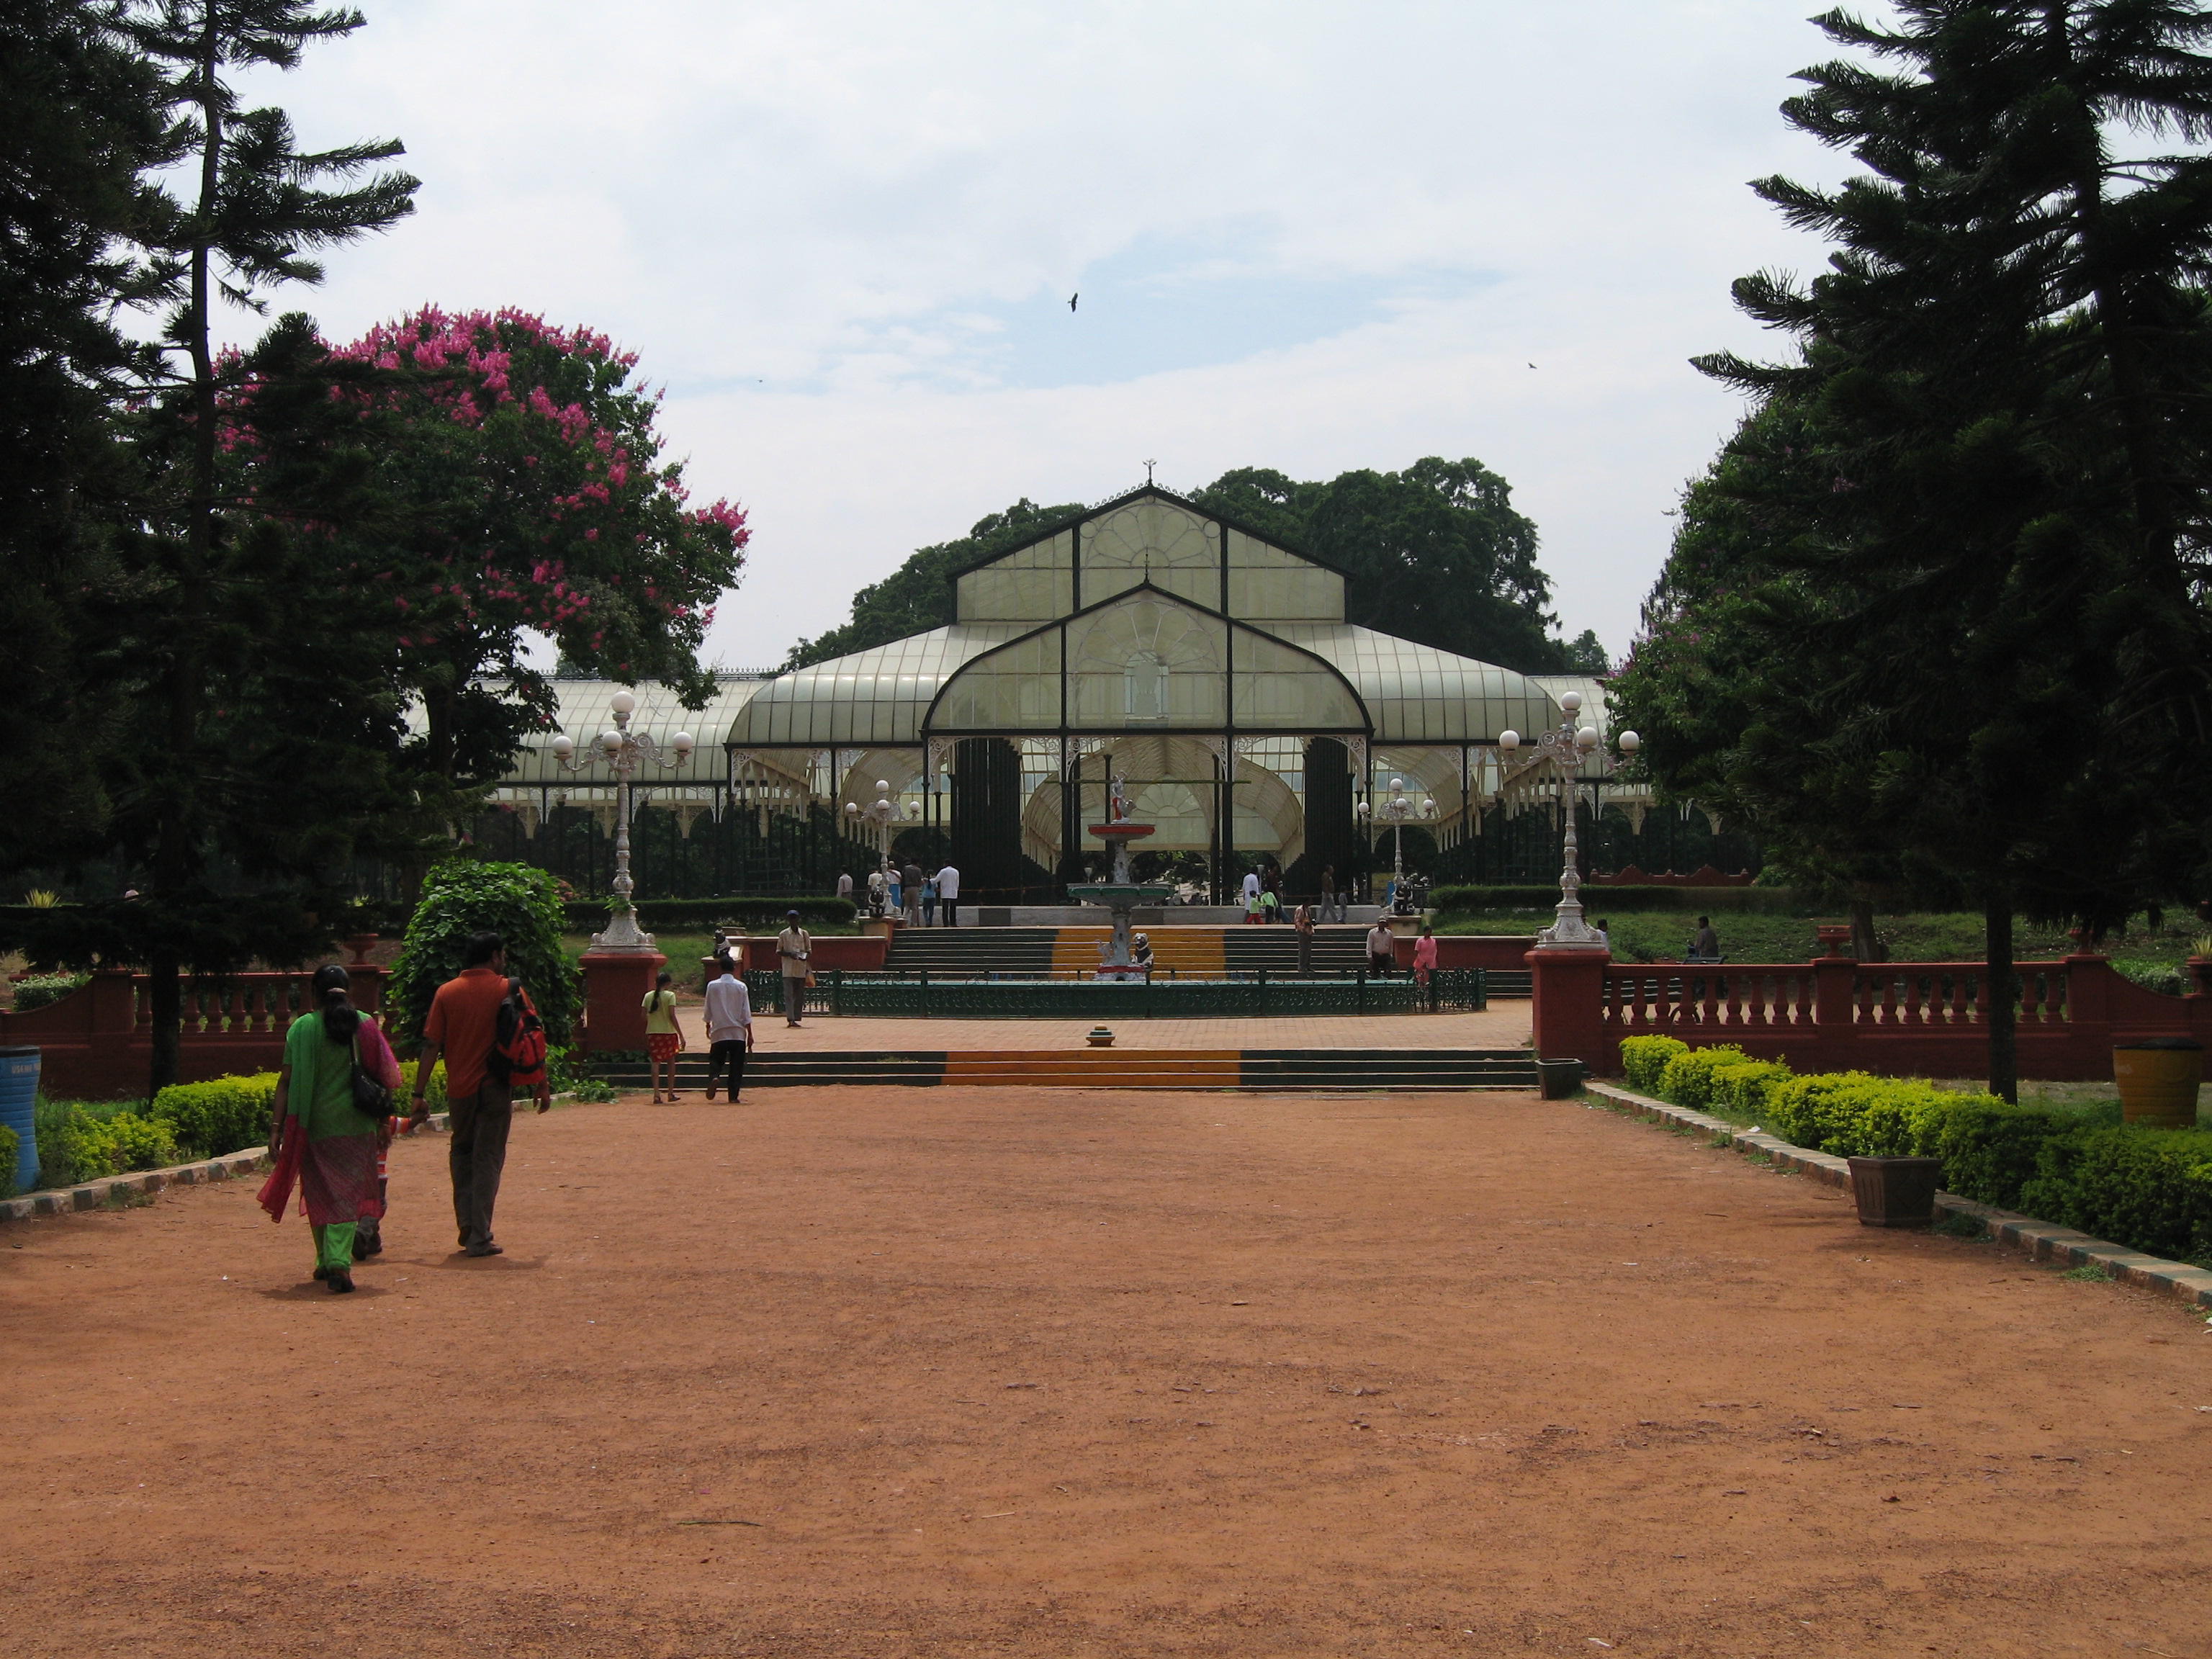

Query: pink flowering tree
309 305 748 785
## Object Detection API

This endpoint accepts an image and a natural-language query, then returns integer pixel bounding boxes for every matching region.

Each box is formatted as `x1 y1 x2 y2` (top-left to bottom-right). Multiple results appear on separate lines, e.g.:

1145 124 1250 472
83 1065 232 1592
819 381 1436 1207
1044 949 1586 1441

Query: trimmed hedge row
559 896 856 932
1618 1035 2212 1264
1431 884 1800 914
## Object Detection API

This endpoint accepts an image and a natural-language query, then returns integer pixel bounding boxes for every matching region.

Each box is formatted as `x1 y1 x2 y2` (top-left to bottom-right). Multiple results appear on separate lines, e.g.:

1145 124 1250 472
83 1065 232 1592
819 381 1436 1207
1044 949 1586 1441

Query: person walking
1366 918 1395 977
259 964 400 1292
886 864 904 914
920 875 938 927
902 860 924 925
701 958 753 1102
1413 923 1439 1010
835 871 853 904
776 908 812 1026
408 932 548 1258
642 970 685 1103
935 861 960 926
866 868 887 917
1294 902 1314 977
1319 864 1339 926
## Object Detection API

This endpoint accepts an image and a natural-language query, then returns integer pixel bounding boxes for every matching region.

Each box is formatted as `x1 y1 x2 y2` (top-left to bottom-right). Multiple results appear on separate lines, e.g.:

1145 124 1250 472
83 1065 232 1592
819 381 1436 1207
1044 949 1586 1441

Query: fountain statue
1064 773 1176 979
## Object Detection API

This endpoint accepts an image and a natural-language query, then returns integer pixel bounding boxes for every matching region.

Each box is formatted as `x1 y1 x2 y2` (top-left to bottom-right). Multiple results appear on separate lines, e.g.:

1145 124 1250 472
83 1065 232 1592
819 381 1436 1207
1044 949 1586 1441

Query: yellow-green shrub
1654 1045 1749 1109
1709 1059 1794 1119
38 1107 179 1184
2018 1125 2212 1263
1620 1035 1689 1092
149 1074 278 1159
0 1123 17 1198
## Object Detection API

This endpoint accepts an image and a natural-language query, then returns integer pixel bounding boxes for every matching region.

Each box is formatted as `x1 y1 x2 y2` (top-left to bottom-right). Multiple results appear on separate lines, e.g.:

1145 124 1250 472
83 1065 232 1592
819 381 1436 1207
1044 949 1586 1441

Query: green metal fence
743 968 1487 1020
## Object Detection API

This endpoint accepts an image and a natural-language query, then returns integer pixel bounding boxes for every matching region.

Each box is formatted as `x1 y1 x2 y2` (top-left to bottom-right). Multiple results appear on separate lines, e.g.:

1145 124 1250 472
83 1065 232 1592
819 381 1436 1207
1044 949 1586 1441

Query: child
642 971 685 1103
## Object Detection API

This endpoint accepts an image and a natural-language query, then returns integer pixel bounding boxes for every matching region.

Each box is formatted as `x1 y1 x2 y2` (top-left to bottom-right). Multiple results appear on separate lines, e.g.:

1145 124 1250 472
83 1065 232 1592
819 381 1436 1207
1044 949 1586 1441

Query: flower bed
1619 1035 2212 1265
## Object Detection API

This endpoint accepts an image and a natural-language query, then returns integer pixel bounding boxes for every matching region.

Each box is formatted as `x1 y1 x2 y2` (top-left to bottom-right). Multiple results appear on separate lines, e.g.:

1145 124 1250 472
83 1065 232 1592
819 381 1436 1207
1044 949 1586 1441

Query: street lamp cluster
845 782 922 881
550 689 692 953
1498 689 1639 950
1355 777 1439 912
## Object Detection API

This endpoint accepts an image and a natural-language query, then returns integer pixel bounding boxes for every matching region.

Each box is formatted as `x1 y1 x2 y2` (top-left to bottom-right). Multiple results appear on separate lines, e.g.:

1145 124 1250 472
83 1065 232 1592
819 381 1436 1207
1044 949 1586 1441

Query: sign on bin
0 1046 40 1195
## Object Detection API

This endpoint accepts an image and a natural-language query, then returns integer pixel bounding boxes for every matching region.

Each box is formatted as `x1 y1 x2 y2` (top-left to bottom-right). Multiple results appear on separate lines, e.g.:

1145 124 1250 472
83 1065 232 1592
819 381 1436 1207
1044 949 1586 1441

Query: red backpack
488 977 549 1092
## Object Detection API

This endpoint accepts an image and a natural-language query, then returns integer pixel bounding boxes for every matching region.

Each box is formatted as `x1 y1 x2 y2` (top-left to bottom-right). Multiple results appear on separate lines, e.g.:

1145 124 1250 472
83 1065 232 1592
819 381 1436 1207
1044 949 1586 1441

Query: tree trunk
146 946 181 1099
147 5 225 1103
1849 896 1881 962
1985 887 2018 1104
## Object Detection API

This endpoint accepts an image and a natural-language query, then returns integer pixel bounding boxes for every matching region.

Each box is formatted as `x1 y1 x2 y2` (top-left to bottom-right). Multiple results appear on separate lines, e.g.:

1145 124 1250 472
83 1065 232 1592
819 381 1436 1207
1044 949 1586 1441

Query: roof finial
1143 458 1156 485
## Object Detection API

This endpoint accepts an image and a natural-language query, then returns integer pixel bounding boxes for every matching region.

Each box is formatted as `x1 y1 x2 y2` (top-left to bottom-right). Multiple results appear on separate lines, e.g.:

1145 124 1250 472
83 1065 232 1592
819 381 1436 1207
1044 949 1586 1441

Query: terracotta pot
2188 957 2212 998
2113 1038 2203 1128
1848 1156 1942 1227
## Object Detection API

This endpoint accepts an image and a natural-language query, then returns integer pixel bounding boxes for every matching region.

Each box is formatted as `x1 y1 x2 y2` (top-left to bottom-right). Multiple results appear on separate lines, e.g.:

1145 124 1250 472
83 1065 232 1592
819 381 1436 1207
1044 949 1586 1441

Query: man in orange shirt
408 932 546 1256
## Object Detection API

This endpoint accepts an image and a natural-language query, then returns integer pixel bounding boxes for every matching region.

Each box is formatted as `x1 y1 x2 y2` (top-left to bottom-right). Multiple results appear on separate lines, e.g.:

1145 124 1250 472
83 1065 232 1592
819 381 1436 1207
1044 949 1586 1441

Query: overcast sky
236 0 1870 671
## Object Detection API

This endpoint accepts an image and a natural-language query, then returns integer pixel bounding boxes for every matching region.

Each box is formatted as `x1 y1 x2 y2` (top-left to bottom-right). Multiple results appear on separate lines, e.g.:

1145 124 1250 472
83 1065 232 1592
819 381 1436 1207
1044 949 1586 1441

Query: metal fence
742 968 1488 1020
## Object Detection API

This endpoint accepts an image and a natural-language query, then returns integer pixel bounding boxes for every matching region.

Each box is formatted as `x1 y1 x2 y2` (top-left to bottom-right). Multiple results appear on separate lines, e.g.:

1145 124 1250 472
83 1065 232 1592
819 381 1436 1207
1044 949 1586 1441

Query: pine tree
0 1 179 869
1628 3 2212 1099
120 0 418 1092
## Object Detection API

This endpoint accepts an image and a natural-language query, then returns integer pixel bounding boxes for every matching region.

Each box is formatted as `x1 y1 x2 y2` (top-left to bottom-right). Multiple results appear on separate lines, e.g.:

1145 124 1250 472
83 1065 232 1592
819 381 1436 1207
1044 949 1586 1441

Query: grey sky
241 0 1867 670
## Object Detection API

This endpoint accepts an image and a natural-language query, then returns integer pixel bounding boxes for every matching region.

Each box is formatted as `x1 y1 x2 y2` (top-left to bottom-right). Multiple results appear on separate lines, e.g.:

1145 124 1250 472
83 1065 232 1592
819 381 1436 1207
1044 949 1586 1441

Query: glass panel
1226 529 1343 621
929 629 1065 729
1231 627 1364 729
1080 499 1220 608
955 529 1074 622
1065 594 1228 728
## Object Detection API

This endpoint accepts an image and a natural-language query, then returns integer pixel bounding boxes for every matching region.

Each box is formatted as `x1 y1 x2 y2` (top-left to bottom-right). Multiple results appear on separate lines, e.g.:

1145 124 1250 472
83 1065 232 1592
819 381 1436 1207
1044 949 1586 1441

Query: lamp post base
590 906 660 953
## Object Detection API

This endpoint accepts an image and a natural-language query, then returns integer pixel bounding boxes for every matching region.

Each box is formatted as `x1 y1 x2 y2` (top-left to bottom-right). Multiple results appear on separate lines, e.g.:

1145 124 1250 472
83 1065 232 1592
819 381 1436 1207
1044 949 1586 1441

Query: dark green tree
120 0 417 1091
1195 458 1588 673
0 1 179 872
1617 2 2212 1100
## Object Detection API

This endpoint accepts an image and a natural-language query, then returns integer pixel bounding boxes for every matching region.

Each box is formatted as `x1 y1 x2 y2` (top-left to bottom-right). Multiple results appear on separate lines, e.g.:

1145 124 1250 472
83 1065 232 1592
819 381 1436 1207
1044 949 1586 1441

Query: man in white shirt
1366 920 1395 976
934 863 960 927
835 871 853 902
776 909 811 1026
701 962 753 1102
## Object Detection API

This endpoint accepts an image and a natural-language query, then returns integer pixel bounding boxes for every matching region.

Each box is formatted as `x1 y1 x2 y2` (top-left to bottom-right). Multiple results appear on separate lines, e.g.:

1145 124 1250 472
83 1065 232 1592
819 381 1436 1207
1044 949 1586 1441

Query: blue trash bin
0 1046 39 1195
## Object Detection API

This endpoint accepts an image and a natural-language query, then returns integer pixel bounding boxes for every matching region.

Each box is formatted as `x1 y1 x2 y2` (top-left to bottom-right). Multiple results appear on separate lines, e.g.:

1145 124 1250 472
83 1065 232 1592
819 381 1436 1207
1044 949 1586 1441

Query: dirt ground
3 1086 2209 1658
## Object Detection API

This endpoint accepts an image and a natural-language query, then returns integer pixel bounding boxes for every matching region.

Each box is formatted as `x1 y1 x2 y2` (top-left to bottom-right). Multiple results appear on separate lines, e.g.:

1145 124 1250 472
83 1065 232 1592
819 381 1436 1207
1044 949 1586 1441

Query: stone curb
0 1112 452 1225
1583 1081 2212 1312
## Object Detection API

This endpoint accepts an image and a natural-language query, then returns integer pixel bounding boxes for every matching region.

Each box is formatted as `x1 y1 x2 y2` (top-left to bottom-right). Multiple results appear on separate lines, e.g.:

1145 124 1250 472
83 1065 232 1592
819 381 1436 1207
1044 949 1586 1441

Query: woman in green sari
263 965 400 1293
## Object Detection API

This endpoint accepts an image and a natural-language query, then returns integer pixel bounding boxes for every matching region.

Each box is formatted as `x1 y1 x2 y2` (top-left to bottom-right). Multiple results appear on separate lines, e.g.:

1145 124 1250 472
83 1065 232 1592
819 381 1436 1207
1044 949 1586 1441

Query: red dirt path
3 1086 2209 1658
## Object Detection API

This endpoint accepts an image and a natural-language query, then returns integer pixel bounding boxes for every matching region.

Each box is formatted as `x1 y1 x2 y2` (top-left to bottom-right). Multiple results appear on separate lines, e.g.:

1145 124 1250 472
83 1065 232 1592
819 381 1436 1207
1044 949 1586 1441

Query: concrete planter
1534 1056 1584 1099
1847 1156 1941 1227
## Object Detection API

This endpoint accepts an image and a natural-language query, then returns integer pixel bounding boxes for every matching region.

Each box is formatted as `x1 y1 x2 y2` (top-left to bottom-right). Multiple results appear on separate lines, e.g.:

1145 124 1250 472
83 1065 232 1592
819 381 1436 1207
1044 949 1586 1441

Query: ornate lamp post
550 689 693 953
1355 776 1439 913
1497 690 1638 948
844 783 919 911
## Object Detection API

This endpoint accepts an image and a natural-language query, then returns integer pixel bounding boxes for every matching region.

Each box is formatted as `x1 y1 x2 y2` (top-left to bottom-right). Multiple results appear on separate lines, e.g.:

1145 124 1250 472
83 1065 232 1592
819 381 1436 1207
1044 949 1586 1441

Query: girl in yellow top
642 971 685 1102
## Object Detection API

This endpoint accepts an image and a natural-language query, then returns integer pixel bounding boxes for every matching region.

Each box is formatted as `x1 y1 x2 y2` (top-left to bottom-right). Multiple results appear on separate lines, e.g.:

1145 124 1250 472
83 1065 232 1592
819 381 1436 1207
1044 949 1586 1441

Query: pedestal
1527 945 1613 1068
580 950 667 1054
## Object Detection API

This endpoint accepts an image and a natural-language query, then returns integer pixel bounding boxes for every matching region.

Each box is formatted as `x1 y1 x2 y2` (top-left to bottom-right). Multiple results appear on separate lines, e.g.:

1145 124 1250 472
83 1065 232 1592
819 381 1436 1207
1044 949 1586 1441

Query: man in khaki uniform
776 909 812 1027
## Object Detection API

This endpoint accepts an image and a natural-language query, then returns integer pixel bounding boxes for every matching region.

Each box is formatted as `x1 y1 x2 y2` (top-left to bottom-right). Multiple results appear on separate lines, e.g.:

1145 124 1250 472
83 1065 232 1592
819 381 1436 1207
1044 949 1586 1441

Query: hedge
1618 1035 2212 1262
559 896 857 932
1431 884 1801 915
32 1103 180 1187
0 1123 16 1199
12 971 90 1012
149 1074 278 1160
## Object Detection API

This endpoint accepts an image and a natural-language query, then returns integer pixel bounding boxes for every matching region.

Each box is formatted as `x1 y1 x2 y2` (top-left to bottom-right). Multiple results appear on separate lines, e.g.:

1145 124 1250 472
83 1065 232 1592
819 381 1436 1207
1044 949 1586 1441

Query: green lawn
1436 908 2206 977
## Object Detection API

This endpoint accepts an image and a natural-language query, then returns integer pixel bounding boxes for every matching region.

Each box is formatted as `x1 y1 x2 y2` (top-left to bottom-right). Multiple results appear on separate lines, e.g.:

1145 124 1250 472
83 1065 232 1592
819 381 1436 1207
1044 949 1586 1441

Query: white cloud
227 0 1872 668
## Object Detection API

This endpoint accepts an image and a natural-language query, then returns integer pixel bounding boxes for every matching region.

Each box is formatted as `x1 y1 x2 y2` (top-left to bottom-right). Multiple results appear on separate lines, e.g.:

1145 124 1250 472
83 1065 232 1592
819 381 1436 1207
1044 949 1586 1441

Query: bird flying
1069 293 1079 311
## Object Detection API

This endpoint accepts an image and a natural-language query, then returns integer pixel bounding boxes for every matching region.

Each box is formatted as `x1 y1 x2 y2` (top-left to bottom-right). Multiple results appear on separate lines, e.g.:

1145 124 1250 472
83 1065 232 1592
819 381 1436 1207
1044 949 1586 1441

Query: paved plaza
744 1008 1533 1052
3 1084 2207 1658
